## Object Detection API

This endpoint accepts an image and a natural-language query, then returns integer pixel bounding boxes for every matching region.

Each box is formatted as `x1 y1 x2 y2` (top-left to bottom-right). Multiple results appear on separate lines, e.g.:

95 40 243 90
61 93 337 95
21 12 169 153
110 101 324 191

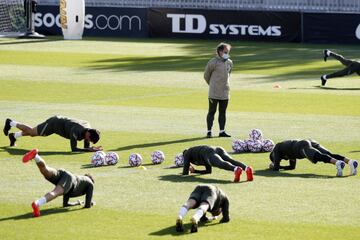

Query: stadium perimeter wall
35 5 360 44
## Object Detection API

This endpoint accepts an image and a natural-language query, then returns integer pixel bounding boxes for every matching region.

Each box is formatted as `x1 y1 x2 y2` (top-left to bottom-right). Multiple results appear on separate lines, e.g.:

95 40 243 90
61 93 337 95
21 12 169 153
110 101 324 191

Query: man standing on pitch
22 149 95 217
3 115 102 152
176 184 230 233
182 145 253 182
269 139 358 177
321 49 360 86
204 42 233 138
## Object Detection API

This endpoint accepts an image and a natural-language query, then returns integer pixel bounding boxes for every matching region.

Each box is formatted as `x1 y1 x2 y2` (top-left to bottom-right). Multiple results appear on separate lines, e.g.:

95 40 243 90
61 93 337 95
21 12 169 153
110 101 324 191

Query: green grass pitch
0 37 359 240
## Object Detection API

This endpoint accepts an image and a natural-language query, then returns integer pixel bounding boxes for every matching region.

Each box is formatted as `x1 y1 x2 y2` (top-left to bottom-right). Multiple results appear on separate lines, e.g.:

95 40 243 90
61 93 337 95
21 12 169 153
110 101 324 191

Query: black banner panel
148 8 301 42
35 5 148 37
303 13 360 44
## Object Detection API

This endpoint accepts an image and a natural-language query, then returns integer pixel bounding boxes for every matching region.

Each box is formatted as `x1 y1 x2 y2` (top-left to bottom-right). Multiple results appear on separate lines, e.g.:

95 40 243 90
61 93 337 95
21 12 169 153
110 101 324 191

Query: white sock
10 121 18 127
219 130 225 133
35 196 47 206
178 206 188 219
14 132 22 139
192 209 204 222
207 130 211 133
34 154 43 163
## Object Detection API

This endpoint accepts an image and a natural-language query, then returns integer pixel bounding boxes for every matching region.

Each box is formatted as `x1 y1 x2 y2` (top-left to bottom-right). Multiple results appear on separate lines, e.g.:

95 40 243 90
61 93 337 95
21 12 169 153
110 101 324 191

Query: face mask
222 53 230 60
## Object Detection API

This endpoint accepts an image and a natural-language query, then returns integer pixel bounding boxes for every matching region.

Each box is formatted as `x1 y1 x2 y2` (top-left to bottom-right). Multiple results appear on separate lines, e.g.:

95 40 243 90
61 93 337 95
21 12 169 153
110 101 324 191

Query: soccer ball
249 129 263 141
151 150 165 164
232 139 248 153
105 152 119 165
174 153 184 167
129 153 142 167
91 151 106 167
262 139 275 152
246 139 263 152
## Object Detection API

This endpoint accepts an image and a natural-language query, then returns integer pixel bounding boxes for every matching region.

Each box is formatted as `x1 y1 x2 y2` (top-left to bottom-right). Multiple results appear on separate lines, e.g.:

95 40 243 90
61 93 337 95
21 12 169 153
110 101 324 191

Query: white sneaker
349 160 358 175
335 161 345 177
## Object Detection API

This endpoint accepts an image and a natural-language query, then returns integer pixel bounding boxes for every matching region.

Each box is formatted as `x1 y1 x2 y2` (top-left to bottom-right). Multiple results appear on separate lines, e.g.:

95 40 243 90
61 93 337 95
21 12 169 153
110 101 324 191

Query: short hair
85 173 95 184
88 129 100 144
216 42 231 53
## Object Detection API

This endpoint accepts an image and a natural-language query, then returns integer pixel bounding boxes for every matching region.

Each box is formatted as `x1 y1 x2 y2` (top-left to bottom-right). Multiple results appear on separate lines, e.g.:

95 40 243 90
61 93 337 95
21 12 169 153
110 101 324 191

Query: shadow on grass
315 86 360 91
149 221 221 236
0 147 81 156
117 163 156 169
110 137 206 151
0 38 61 46
349 150 360 153
158 174 236 184
0 207 83 222
255 169 340 179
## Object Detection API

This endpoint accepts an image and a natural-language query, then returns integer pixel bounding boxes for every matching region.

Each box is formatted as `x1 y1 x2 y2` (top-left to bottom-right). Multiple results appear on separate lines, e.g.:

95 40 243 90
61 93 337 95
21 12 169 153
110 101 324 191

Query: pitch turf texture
0 37 359 240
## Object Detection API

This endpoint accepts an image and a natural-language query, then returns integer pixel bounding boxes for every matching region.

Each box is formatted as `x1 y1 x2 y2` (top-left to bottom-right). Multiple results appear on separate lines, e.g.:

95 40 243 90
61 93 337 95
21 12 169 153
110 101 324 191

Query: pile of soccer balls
232 129 275 153
91 151 119 167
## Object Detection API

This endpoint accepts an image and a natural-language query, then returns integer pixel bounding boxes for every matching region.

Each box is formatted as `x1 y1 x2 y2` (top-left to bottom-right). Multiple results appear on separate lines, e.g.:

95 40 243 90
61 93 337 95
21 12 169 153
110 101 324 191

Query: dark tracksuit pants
207 99 228 131
209 147 247 171
298 140 345 164
327 52 360 79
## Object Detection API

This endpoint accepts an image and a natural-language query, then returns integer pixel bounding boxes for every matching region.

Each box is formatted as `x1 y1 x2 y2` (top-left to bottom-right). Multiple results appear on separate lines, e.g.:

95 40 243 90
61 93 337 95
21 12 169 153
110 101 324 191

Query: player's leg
300 141 345 176
23 149 58 179
31 185 65 217
208 153 243 182
215 147 253 181
328 51 353 66
4 118 38 146
312 141 357 175
218 100 231 137
176 192 200 232
321 66 355 86
190 202 210 233
206 99 218 138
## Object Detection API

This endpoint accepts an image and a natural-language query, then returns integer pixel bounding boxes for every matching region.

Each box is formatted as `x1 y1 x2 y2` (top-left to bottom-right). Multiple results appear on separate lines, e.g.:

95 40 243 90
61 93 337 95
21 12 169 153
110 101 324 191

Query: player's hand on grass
189 165 195 173
89 146 103 152
269 162 274 169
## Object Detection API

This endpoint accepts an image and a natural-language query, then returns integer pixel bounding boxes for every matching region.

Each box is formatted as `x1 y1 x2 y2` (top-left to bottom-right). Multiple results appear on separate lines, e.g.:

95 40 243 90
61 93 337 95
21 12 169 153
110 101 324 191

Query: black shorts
47 169 74 194
189 185 216 210
36 116 57 136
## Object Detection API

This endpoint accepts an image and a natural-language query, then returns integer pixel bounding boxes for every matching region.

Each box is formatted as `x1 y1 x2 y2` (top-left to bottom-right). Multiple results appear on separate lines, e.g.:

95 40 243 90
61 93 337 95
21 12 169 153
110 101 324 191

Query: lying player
182 145 253 182
321 49 360 86
3 115 102 152
269 139 358 176
22 149 95 217
176 184 230 233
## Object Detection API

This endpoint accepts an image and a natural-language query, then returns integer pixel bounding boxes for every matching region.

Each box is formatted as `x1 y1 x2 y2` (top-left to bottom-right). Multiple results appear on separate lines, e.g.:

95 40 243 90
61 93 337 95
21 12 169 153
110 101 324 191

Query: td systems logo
166 14 282 36
34 12 142 31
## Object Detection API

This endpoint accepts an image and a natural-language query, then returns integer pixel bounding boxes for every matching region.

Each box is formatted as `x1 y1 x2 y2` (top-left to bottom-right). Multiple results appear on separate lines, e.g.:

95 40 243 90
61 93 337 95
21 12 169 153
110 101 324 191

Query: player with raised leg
176 184 230 233
321 49 360 86
269 139 358 176
22 149 95 217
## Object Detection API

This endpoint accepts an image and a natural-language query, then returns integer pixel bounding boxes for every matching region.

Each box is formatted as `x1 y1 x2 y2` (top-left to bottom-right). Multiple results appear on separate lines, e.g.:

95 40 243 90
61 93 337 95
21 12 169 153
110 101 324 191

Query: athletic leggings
207 99 228 131
299 140 345 164
207 147 247 171
327 52 360 79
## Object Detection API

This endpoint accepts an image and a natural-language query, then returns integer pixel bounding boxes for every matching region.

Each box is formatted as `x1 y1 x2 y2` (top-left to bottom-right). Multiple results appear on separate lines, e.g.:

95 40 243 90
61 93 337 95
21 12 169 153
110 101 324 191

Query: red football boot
31 201 40 217
246 166 254 181
234 167 242 182
23 149 38 163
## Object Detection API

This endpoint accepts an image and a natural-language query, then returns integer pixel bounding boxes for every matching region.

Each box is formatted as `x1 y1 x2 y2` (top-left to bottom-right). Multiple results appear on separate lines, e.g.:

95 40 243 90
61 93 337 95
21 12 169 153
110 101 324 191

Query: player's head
212 208 222 217
183 149 188 156
216 42 231 60
85 173 95 184
87 129 100 144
